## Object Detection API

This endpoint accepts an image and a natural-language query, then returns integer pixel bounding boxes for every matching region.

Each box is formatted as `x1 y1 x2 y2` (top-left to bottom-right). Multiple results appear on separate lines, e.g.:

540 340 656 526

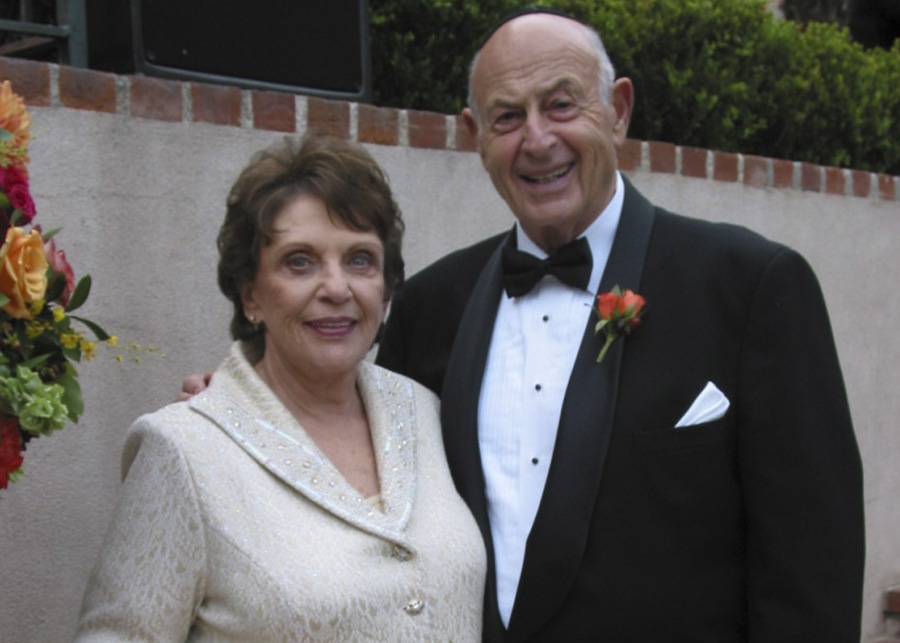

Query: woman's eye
286 254 311 270
349 252 374 268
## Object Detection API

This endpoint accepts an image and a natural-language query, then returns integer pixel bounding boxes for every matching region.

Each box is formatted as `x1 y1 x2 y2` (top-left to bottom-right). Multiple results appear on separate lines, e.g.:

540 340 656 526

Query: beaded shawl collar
189 342 418 544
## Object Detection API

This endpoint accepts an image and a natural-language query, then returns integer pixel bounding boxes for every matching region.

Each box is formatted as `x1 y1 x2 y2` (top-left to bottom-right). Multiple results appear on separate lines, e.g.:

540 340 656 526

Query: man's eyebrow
538 77 582 97
484 97 521 114
485 78 583 113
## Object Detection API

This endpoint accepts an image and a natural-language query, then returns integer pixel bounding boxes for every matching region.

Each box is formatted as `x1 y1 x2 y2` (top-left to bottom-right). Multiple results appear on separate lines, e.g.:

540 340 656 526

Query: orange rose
0 227 48 319
597 292 619 320
619 290 646 328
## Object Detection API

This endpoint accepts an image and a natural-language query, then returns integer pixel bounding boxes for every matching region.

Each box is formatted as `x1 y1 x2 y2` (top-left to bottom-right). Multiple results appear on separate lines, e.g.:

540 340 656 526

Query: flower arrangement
594 285 646 364
0 80 114 489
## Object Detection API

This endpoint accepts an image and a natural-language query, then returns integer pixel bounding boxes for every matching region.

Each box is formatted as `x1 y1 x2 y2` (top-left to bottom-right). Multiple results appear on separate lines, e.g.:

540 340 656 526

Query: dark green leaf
69 315 110 341
66 275 92 312
58 363 83 422
41 227 62 242
45 271 66 304
19 353 50 370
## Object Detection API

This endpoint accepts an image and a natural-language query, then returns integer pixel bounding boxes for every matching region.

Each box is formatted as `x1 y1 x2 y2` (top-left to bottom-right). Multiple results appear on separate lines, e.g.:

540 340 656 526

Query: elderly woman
77 134 486 641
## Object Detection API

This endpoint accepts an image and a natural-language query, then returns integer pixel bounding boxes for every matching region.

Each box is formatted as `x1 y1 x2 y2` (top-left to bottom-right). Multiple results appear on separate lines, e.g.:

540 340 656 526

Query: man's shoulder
653 206 789 266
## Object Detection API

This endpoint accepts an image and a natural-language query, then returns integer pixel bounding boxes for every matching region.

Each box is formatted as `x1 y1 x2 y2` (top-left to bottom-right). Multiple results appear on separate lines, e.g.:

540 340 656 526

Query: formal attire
377 175 864 642
77 342 486 642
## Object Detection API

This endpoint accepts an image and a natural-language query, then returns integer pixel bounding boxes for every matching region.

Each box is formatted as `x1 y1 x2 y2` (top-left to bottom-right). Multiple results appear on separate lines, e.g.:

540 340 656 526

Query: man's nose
521 112 555 155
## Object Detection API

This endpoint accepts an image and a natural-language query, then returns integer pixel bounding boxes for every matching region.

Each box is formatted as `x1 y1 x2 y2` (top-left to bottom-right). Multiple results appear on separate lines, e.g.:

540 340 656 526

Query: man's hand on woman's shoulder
178 373 212 402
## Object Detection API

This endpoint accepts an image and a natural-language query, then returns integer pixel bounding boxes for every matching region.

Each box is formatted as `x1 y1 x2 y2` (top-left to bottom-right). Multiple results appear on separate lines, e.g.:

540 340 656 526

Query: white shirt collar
514 171 625 294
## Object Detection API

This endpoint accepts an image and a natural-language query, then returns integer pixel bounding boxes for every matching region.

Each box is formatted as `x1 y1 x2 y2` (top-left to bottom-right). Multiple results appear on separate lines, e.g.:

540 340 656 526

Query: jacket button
404 598 425 615
391 544 412 561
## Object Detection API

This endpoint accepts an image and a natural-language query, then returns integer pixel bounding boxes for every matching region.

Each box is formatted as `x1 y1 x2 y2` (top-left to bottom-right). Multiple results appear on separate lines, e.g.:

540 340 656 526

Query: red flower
618 290 646 329
0 417 24 489
44 237 76 306
597 291 619 320
594 286 646 363
6 181 35 222
0 165 35 222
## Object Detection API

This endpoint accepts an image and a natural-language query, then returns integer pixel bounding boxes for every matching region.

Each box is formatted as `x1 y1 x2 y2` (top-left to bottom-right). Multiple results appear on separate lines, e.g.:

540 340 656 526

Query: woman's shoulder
128 400 197 445
123 401 210 467
123 387 251 478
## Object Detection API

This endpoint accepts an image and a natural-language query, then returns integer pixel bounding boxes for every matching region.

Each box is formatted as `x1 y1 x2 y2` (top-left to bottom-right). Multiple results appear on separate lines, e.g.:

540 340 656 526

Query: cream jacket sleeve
77 417 207 641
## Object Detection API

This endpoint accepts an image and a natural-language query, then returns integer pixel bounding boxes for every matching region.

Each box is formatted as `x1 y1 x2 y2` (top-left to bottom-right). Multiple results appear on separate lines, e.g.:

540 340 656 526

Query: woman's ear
240 283 260 324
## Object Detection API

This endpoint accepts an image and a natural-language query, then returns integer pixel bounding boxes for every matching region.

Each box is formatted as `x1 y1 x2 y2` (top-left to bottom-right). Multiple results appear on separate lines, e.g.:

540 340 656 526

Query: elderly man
376 9 864 643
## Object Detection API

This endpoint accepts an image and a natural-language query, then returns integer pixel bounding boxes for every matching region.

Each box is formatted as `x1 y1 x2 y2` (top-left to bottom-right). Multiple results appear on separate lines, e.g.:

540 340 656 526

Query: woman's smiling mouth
305 317 357 337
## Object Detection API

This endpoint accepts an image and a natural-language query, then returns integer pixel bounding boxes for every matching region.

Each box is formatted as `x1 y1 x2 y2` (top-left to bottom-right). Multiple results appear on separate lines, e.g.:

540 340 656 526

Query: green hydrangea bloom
20 383 68 435
0 365 69 435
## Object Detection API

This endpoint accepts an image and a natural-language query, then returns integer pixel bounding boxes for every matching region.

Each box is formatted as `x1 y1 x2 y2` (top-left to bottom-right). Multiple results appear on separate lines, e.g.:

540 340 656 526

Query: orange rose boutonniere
594 285 646 364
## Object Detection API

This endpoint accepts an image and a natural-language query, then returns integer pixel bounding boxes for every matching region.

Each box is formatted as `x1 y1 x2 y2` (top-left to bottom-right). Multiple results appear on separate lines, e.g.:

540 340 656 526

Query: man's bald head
466 12 616 127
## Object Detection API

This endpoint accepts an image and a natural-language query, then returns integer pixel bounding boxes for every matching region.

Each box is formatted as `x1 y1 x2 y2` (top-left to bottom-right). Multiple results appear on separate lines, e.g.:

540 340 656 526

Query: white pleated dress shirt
478 172 625 626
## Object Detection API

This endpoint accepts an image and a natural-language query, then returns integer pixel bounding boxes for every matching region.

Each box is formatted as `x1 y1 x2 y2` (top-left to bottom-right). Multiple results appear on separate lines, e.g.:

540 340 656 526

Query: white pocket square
675 381 730 428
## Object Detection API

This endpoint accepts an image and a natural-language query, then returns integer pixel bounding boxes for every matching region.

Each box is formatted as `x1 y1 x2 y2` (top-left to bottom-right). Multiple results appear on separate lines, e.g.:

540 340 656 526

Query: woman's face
241 194 386 381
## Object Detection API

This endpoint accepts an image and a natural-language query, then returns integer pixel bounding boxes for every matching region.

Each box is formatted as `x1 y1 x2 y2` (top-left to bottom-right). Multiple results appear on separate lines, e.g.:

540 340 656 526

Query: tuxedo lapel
440 232 508 640
507 178 657 640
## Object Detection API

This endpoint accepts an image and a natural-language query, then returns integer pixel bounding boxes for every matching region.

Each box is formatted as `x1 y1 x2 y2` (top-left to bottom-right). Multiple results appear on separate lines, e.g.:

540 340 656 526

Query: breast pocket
633 415 735 454
631 416 740 529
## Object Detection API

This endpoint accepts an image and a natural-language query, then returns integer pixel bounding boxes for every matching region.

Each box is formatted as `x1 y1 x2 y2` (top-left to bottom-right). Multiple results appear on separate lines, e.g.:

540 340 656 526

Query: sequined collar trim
188 343 417 543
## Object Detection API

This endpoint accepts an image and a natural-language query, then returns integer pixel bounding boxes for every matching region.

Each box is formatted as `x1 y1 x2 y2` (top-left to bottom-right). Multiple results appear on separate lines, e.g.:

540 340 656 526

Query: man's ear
462 108 481 152
610 77 634 146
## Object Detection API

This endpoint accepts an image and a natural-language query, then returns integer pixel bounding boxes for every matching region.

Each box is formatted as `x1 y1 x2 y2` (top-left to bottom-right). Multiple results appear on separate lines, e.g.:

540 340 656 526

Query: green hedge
370 0 900 174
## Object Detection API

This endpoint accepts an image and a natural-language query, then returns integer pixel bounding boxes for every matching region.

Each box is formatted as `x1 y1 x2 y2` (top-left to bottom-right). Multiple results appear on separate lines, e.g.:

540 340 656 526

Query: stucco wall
1 59 898 642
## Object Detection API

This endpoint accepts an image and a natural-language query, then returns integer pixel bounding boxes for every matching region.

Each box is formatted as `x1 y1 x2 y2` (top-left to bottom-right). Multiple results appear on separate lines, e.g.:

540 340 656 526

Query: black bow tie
501 236 593 298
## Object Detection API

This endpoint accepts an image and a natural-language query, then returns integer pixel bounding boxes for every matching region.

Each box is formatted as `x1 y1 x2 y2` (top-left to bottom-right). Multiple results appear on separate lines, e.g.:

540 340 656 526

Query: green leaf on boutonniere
0 129 13 143
65 275 91 312
0 293 9 308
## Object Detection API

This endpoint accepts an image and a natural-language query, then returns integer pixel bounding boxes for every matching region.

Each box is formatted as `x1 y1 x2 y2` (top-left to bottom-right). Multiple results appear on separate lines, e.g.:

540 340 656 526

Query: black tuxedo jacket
376 179 864 642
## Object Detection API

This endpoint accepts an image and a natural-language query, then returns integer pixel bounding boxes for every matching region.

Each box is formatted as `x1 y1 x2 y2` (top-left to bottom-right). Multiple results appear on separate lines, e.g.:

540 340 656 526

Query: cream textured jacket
77 343 486 642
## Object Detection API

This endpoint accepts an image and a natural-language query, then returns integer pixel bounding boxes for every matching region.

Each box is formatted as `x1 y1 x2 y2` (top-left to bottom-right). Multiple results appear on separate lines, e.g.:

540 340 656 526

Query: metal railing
0 0 87 66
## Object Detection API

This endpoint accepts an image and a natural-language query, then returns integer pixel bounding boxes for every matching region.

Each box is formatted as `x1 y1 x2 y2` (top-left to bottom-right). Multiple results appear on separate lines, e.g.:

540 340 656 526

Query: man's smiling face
464 14 631 253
